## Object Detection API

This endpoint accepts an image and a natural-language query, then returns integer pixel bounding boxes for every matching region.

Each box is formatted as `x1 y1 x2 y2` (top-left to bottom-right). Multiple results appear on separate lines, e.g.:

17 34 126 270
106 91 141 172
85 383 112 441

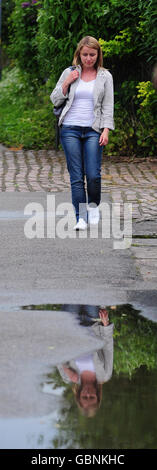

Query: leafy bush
137 0 157 64
108 304 157 377
104 107 135 156
0 66 156 156
135 81 157 155
8 0 42 84
2 0 15 46
107 0 157 65
8 0 157 82
36 0 108 81
3 0 157 155
99 28 135 58
0 66 56 148
104 80 157 157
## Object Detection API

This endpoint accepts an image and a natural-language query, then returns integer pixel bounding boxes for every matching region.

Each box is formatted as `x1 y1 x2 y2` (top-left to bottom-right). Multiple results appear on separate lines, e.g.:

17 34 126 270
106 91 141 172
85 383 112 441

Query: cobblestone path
1 146 157 283
1 147 157 221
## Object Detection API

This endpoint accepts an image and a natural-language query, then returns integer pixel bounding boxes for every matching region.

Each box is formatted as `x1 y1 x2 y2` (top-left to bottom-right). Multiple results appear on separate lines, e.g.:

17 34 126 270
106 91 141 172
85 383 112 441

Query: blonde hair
72 382 103 418
72 36 103 70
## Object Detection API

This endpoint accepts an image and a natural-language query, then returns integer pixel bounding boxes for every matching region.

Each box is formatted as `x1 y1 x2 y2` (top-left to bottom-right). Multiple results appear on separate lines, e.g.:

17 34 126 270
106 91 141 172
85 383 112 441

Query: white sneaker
73 218 87 231
88 206 100 225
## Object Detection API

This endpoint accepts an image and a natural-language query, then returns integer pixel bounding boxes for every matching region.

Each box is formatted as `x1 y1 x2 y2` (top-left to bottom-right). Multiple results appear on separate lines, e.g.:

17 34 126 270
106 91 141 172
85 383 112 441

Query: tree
8 0 42 81
36 0 108 81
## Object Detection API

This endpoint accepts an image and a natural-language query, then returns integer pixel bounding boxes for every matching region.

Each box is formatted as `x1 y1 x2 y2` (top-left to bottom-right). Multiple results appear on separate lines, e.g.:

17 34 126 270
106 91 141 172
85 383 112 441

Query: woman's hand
63 365 79 383
99 128 109 146
67 69 79 85
62 70 79 96
99 309 109 326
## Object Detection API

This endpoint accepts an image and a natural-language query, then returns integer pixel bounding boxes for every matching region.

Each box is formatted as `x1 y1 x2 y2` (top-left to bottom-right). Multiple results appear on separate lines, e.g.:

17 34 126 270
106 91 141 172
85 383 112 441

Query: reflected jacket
50 65 114 133
58 323 114 385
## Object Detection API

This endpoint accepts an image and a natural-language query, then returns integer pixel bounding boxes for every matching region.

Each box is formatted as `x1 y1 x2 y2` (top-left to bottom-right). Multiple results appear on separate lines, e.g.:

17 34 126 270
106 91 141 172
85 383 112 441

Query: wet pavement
0 303 157 449
0 145 157 450
0 146 157 288
0 147 157 223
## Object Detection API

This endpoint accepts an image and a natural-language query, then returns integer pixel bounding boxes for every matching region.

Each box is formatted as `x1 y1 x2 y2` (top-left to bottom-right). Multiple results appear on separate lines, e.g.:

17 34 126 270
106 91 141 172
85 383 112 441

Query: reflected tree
43 306 157 449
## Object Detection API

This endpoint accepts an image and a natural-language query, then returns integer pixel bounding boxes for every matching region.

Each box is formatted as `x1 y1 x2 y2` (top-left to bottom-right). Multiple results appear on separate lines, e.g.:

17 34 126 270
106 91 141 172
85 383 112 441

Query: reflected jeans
60 125 103 222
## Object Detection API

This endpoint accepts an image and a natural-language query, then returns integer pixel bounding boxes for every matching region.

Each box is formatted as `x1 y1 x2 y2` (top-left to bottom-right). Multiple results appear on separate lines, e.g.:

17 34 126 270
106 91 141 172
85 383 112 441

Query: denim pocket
60 125 70 135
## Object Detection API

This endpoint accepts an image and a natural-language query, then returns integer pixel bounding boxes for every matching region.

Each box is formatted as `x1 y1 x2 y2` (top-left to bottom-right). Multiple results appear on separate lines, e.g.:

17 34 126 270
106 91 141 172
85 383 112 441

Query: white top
75 353 95 373
63 79 95 127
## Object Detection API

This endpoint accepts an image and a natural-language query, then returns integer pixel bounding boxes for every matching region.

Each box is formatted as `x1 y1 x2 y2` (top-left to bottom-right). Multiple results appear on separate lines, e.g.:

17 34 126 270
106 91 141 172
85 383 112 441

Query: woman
50 36 114 230
58 309 114 417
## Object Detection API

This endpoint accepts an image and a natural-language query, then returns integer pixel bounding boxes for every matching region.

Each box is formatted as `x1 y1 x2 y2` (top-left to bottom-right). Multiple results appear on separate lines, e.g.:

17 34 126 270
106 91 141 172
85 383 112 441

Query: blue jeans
60 125 103 222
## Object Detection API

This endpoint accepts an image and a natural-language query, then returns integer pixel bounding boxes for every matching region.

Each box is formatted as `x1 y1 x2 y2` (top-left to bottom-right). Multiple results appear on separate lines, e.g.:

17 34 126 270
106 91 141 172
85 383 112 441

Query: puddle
21 301 157 326
132 234 157 239
41 367 157 450
39 302 157 449
21 303 111 326
1 303 157 449
1 367 157 449
21 302 141 324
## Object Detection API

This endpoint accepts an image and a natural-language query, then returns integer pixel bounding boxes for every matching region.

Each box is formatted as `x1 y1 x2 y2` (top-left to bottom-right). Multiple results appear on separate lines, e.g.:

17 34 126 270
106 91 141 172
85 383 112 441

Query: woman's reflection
58 308 114 417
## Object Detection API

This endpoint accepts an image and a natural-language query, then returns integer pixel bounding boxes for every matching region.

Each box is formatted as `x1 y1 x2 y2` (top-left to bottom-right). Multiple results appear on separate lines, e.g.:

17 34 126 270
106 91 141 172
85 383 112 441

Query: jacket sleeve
57 363 80 385
91 322 114 383
100 71 114 131
57 364 72 384
50 68 70 107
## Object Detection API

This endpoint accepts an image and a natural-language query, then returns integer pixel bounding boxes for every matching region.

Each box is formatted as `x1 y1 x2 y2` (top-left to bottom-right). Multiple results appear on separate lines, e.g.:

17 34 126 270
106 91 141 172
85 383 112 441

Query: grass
0 66 56 149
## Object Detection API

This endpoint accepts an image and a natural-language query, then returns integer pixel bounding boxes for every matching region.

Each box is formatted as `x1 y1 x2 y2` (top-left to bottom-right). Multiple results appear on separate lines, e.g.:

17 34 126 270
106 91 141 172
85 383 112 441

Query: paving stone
0 148 157 221
1 146 157 281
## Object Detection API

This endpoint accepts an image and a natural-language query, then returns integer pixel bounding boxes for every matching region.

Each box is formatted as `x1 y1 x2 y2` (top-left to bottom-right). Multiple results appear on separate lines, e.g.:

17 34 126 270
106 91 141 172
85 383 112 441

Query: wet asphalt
0 156 157 426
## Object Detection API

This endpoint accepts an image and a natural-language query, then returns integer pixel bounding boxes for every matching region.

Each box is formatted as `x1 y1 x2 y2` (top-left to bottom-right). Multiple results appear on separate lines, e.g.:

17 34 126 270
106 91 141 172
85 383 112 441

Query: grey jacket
50 65 114 133
58 322 114 385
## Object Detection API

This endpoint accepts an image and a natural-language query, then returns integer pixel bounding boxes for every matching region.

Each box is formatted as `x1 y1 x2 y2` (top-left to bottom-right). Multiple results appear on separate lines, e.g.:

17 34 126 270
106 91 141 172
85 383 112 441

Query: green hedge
1 0 157 154
0 66 56 149
1 66 156 155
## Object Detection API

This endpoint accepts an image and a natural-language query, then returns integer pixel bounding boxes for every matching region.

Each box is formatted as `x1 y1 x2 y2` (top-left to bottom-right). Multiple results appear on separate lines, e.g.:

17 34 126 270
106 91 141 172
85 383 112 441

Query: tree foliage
8 0 42 80
35 0 108 81
2 0 157 155
42 307 157 449
1 1 15 46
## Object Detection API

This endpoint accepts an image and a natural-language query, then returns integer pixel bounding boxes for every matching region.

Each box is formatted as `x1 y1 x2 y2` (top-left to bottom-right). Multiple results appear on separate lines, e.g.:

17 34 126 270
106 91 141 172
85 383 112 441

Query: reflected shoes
88 206 100 225
73 218 87 231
